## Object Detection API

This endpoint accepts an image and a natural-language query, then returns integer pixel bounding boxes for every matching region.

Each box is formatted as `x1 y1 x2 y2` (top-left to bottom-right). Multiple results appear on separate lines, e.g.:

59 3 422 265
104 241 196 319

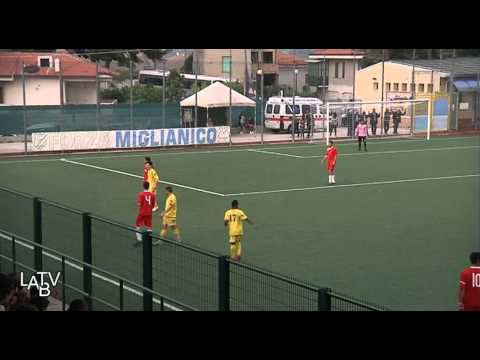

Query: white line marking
60 158 225 197
0 233 182 311
301 145 480 158
224 174 480 196
0 136 478 165
248 149 303 158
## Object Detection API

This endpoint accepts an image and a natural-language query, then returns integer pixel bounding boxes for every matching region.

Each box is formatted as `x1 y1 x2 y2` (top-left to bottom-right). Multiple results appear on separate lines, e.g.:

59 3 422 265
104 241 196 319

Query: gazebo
180 81 256 128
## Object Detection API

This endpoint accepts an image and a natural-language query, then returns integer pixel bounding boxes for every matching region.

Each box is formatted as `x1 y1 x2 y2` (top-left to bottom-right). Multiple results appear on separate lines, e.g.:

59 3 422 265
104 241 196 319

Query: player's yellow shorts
163 217 176 227
229 235 241 244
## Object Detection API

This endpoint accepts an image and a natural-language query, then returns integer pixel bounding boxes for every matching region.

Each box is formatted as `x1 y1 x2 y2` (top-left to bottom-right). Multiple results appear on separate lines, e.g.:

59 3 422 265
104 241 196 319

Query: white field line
0 135 478 164
247 149 303 158
301 145 480 159
224 174 480 197
0 233 182 311
60 158 225 197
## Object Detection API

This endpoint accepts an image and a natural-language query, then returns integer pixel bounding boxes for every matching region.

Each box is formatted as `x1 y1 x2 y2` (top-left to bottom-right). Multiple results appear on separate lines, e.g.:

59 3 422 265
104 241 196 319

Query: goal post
322 99 433 144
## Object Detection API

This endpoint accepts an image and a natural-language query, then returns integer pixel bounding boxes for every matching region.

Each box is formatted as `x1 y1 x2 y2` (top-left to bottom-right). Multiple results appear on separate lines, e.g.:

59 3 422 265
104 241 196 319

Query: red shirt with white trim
138 191 155 217
460 266 480 310
326 146 337 164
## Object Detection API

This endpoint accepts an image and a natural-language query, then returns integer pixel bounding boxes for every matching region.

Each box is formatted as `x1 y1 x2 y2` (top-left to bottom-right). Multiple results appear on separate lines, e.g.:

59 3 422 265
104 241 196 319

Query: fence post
317 288 331 311
218 255 230 311
33 197 42 272
142 230 153 311
82 212 93 310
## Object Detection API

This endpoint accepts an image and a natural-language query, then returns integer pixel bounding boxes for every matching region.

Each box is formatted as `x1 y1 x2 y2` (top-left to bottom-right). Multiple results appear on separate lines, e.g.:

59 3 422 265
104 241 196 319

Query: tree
70 49 169 68
181 54 193 73
226 81 244 94
166 69 184 102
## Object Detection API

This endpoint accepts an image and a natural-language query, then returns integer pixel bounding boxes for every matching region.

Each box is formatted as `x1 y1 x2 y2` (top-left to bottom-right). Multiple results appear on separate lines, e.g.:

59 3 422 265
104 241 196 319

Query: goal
316 99 433 144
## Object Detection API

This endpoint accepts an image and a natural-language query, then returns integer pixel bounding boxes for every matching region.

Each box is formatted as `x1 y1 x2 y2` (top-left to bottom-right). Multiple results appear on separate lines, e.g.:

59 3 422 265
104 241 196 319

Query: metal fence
0 185 386 311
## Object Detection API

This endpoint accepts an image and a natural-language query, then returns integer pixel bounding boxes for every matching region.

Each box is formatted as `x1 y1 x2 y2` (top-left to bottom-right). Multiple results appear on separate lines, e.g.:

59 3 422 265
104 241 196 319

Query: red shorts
327 162 335 172
136 214 152 228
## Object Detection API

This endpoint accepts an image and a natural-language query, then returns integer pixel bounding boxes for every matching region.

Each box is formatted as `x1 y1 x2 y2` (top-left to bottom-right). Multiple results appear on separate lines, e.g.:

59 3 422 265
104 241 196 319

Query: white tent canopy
180 81 256 108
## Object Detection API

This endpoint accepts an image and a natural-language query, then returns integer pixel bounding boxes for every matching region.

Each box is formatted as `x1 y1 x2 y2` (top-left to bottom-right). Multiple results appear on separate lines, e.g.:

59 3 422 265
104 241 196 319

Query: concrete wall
355 62 443 102
195 49 252 85
327 60 357 100
1 77 99 105
278 66 308 90
65 81 97 104
2 78 61 105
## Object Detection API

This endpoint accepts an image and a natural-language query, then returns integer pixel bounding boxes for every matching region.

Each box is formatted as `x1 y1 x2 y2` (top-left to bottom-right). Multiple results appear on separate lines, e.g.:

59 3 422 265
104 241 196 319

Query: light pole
292 68 298 143
257 69 264 144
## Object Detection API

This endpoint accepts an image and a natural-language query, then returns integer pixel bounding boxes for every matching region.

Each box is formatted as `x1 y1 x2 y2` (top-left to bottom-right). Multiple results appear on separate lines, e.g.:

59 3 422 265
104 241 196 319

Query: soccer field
0 135 479 310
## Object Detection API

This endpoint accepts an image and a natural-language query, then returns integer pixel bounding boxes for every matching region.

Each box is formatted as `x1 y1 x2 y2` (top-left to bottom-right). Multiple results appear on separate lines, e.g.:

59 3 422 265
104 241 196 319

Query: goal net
309 99 432 143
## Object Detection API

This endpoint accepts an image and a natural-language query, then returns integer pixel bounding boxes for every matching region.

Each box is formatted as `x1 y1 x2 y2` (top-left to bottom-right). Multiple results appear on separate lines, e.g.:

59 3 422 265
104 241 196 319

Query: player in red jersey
321 140 337 184
135 181 156 243
459 251 480 311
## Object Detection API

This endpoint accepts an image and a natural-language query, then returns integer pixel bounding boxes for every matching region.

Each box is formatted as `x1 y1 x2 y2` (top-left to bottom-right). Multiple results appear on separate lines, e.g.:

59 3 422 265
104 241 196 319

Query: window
386 82 391 92
393 83 399 91
402 83 407 91
251 51 258 64
373 82 379 90
222 56 231 74
427 84 434 93
274 105 280 114
263 51 273 64
418 83 425 92
39 57 51 67
266 104 273 114
301 105 310 114
285 104 300 115
335 62 345 79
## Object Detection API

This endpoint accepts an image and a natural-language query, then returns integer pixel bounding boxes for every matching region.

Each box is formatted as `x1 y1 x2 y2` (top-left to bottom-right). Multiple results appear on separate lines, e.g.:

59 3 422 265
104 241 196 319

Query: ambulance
264 96 325 132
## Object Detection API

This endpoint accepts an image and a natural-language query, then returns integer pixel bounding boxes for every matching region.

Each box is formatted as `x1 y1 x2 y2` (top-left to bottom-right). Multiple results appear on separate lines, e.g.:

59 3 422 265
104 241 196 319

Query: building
277 51 308 92
250 49 279 88
355 57 480 130
0 51 115 106
307 49 364 101
193 49 252 87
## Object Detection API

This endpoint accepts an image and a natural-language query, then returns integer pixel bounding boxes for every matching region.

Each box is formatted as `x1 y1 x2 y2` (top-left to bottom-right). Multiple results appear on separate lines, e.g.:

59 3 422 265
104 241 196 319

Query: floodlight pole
410 49 416 135
22 62 27 154
380 49 385 135
229 48 232 146
162 60 166 130
292 67 297 143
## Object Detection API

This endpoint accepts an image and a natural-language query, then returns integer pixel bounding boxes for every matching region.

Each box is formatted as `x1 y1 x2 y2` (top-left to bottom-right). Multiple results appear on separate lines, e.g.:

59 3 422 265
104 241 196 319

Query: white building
0 51 116 106
307 49 364 101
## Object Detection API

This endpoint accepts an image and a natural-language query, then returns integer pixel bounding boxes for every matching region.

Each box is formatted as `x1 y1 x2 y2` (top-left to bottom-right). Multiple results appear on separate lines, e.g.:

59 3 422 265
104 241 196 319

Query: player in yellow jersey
158 186 181 242
224 200 254 260
145 160 160 212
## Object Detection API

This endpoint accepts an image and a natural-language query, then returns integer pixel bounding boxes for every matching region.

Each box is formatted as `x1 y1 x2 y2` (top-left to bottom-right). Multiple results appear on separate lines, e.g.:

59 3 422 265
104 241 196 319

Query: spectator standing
384 108 391 134
239 112 246 134
329 112 338 137
392 108 406 134
369 108 379 135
